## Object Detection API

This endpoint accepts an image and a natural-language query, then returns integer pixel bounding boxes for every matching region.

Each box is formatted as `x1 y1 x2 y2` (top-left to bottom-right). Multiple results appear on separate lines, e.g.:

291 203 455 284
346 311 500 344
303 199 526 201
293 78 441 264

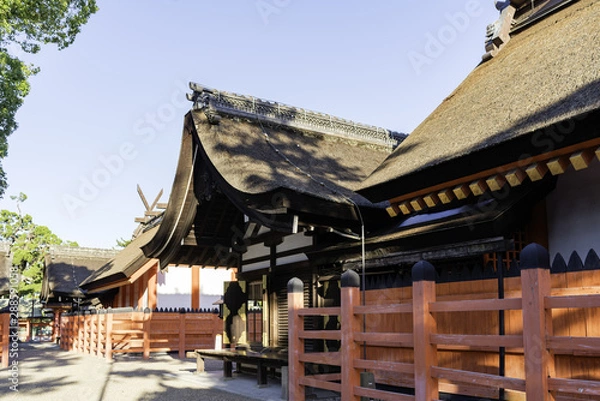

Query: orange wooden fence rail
0 313 10 368
59 308 221 360
288 243 600 401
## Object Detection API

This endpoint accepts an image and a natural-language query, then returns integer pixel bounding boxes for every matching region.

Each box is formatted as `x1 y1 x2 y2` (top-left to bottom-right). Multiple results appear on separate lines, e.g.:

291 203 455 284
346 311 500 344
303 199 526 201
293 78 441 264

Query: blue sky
0 1 500 248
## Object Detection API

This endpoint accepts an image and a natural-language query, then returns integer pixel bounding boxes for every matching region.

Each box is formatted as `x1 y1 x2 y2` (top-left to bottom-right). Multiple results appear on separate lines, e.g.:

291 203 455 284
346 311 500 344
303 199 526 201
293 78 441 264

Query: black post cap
287 277 304 293
341 269 360 288
520 243 550 270
412 260 436 282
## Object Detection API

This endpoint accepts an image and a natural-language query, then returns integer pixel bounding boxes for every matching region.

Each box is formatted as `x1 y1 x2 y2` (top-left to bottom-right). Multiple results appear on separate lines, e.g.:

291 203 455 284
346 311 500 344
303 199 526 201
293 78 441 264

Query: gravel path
0 342 282 401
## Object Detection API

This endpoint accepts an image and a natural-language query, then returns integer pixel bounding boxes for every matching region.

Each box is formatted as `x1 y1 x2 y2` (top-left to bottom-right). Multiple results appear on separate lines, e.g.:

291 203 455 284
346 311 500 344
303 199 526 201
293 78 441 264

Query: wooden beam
410 197 426 212
452 184 470 200
525 163 548 182
505 168 526 187
546 157 569 175
438 188 455 204
569 149 594 171
485 175 506 191
387 137 600 205
469 180 487 197
423 193 440 208
386 205 399 218
398 201 412 215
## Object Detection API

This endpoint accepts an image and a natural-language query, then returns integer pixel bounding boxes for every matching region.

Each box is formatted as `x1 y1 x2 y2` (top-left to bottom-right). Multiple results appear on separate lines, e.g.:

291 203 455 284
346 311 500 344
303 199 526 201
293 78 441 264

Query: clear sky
0 1 500 249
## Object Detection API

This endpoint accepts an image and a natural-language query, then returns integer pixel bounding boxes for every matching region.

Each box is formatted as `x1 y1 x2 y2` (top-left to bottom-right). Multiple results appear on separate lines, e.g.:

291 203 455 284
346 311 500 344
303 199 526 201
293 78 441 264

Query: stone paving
0 342 287 401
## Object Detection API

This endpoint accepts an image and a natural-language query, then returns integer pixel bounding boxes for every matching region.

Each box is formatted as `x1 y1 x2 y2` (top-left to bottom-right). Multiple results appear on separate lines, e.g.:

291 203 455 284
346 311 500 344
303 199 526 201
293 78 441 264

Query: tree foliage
0 1 98 196
1 192 78 296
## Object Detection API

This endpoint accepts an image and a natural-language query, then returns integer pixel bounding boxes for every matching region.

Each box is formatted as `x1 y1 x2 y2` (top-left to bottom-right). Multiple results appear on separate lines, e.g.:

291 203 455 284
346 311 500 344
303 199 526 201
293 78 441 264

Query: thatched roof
360 0 600 201
41 246 118 303
186 84 405 227
79 226 158 291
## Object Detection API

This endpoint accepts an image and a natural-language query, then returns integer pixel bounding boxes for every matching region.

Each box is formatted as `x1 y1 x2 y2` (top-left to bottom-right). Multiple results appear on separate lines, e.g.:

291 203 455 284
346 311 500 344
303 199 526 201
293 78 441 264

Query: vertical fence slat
1 314 9 368
520 243 554 401
412 260 439 401
341 270 361 401
288 277 305 401
105 312 113 361
178 310 186 359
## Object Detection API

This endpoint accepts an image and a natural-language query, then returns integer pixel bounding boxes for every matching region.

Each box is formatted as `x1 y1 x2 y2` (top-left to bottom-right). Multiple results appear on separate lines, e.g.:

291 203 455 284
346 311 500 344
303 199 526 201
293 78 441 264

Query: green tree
0 192 78 295
0 1 98 195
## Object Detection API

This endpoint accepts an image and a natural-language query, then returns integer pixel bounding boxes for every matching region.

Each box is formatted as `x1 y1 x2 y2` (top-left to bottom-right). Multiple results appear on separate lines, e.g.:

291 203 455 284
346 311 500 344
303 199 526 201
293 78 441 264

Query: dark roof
41 246 118 302
0 243 11 296
143 85 406 268
79 227 158 290
360 0 600 201
187 84 404 223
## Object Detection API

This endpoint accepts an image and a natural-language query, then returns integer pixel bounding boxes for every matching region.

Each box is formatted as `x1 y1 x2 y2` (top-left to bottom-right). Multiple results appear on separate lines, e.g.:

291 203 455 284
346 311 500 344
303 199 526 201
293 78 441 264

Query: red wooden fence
0 313 9 368
288 243 600 401
60 308 222 360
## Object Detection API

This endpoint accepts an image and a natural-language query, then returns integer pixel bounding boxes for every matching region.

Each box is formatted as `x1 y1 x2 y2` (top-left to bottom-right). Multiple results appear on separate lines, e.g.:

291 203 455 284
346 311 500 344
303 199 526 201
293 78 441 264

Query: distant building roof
41 246 119 303
360 0 600 201
79 226 158 291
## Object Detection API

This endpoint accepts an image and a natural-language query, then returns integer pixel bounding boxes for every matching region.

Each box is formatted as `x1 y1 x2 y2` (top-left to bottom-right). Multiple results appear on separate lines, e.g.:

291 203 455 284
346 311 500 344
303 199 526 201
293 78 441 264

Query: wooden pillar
148 263 158 310
137 272 147 309
520 243 555 401
412 260 439 401
340 270 361 401
192 266 200 310
288 277 305 401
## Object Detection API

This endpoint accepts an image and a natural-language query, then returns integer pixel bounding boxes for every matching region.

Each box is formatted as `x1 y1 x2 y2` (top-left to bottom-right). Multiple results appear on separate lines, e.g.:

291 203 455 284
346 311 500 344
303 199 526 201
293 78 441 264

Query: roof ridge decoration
48 246 120 259
187 82 406 150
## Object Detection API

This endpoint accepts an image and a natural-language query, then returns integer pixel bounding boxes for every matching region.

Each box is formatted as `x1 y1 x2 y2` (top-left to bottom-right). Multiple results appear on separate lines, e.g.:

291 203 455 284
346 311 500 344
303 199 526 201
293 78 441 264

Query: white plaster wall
156 266 230 309
546 161 600 260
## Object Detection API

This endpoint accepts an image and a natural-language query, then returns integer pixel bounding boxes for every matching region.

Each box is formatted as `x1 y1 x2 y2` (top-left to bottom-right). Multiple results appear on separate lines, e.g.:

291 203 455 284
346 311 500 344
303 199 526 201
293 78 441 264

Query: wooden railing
288 243 600 401
60 308 222 360
0 313 9 368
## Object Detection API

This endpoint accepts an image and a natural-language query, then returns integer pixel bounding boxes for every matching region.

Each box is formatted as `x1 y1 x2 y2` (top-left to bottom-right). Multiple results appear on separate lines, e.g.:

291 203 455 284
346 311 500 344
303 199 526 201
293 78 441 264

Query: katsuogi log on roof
360 0 600 202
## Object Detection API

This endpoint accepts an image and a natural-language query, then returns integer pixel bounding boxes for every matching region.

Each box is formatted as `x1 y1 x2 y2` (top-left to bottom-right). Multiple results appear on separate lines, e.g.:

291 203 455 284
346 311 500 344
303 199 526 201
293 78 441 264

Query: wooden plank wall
288 248 600 401
364 268 600 397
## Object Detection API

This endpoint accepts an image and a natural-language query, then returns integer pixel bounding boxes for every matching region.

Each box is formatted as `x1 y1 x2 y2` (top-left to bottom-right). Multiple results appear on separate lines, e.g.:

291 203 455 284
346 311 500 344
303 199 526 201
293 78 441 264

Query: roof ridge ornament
187 82 406 150
483 1 516 60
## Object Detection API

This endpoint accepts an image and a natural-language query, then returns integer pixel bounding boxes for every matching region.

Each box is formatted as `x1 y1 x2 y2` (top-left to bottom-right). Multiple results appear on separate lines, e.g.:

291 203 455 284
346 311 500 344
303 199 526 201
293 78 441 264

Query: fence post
97 311 104 357
1 314 9 368
288 277 305 401
143 308 151 360
106 309 113 361
412 260 439 401
340 270 361 401
179 308 186 359
90 312 96 354
520 243 554 401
